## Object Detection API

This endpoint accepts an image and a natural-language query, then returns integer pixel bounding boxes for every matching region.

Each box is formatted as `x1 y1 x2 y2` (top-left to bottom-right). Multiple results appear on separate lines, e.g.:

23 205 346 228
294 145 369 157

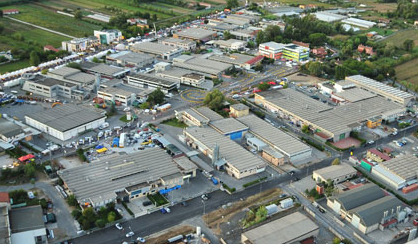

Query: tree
254 63 263 72
403 39 414 52
139 102 150 109
67 62 81 70
74 10 83 20
309 33 328 47
67 194 78 206
82 207 96 223
92 57 100 63
152 14 157 21
203 89 225 111
82 219 91 230
107 211 116 223
258 83 270 91
29 51 40 66
332 158 340 165
308 62 322 76
223 31 232 40
226 0 239 9
0 23 4 34
95 219 106 228
254 206 267 222
146 88 165 106
110 102 116 114
72 209 82 219
301 125 309 133
0 10 3 18
24 163 36 178
41 69 48 75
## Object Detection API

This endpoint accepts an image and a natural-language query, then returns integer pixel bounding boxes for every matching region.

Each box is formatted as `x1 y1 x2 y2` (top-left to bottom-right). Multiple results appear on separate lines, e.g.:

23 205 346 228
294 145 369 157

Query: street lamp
202 200 206 215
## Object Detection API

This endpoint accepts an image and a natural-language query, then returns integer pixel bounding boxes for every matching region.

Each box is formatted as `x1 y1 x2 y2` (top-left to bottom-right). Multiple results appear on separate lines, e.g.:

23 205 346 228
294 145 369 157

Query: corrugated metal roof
332 184 385 211
379 155 418 181
209 118 248 135
313 164 356 181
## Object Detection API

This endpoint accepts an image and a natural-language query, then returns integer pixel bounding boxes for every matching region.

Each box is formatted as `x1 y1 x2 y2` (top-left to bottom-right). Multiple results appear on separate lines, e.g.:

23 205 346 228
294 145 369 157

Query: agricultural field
252 0 331 7
0 4 103 37
0 60 30 74
353 0 397 12
382 29 418 47
365 27 393 36
395 58 418 85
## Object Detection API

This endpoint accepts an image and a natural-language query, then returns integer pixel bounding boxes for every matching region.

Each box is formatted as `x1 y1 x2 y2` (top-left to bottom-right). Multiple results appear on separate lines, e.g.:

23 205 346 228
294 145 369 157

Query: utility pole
202 200 206 215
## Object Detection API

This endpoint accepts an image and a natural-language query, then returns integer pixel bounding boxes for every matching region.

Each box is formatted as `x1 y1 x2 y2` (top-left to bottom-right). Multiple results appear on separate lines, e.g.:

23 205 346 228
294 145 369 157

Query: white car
137 237 146 243
28 191 35 199
126 231 134 238
115 223 123 230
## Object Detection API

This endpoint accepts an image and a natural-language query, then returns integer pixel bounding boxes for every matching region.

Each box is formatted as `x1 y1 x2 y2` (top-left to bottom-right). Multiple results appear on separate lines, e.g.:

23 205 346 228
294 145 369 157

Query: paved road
5 16 76 39
0 181 78 237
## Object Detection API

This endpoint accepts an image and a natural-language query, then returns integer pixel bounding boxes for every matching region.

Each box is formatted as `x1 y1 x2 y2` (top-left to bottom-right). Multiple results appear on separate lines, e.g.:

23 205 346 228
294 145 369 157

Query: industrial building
236 114 312 162
58 148 185 208
346 75 414 105
255 89 405 142
48 66 96 87
80 62 129 79
126 73 179 93
203 20 239 32
313 11 347 22
184 126 266 179
159 37 196 51
172 28 216 42
156 66 205 88
209 118 249 140
208 53 264 70
331 87 378 104
176 106 223 127
241 212 319 244
327 184 405 234
230 103 249 118
25 104 106 141
371 155 418 190
341 18 375 28
94 29 122 44
172 55 233 78
106 51 154 68
61 36 100 53
0 117 25 144
97 86 136 106
209 39 247 51
131 42 183 60
230 29 258 41
258 41 309 62
9 206 47 244
313 164 357 185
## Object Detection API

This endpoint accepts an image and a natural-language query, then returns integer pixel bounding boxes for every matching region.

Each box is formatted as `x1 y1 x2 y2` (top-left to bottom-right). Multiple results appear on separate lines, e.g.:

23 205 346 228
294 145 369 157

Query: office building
61 36 100 53
159 37 197 51
94 29 122 44
126 73 179 94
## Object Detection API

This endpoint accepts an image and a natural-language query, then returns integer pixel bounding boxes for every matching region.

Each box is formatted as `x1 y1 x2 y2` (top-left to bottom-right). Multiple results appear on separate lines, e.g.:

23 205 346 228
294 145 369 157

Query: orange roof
0 192 10 203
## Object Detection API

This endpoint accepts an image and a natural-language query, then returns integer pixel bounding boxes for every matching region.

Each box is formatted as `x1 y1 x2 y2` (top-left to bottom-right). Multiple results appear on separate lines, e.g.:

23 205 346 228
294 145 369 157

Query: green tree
0 10 3 18
203 89 225 111
255 31 264 46
255 206 267 222
146 88 165 106
82 207 96 223
29 51 40 66
24 163 36 178
333 237 342 244
0 24 4 34
107 211 116 223
403 39 414 52
223 31 232 40
95 219 106 228
92 57 100 63
139 102 150 109
67 62 81 70
110 102 116 114
67 194 78 206
74 10 83 20
309 33 328 47
41 69 48 75
258 83 270 91
301 125 309 133
254 63 263 71
308 62 322 76
332 158 340 165
72 209 82 219
82 219 91 230
226 0 239 9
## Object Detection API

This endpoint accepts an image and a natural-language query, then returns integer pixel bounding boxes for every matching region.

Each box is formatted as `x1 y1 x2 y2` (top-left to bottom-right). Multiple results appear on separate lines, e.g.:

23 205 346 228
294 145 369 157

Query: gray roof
156 68 192 79
380 154 418 181
128 73 178 87
183 108 210 124
333 87 376 102
49 67 79 77
351 195 403 226
209 118 248 135
194 107 223 121
161 37 196 46
173 156 198 172
58 148 181 204
242 212 319 244
10 206 44 233
175 28 216 40
25 75 74 88
236 115 311 158
208 53 254 65
108 51 153 64
81 62 126 76
231 103 249 111
173 56 233 76
0 206 9 244
25 104 105 132
332 184 385 211
131 42 181 55
184 126 266 172
66 72 96 84
313 164 357 181
0 118 22 138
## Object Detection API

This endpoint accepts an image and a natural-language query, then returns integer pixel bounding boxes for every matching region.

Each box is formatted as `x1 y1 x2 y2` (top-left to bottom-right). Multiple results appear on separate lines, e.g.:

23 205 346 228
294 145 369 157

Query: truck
119 133 126 148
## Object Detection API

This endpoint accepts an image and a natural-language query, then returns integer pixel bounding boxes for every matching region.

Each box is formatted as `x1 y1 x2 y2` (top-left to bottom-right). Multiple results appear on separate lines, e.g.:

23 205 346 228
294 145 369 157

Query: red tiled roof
368 148 391 161
348 183 363 190
245 55 264 65
0 192 10 203
44 45 60 52
3 9 19 13
18 154 34 162
300 237 315 244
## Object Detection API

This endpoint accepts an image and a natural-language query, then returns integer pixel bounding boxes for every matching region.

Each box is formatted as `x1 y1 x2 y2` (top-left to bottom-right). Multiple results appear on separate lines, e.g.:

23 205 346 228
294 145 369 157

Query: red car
414 218 418 226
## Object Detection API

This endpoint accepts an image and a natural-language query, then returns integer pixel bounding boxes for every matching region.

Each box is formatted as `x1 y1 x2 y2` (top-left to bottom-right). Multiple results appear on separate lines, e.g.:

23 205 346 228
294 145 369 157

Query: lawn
252 0 331 7
395 58 418 85
119 115 133 123
161 118 187 128
0 4 103 37
0 60 30 74
147 193 168 206
382 29 418 47
365 27 394 36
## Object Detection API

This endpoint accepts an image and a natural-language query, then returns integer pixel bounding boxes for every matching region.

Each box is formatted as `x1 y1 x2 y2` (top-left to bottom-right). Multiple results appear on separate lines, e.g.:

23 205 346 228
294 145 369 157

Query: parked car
318 207 326 213
413 218 418 226
126 231 134 238
115 223 123 230
136 237 146 243
28 191 35 199
201 194 209 201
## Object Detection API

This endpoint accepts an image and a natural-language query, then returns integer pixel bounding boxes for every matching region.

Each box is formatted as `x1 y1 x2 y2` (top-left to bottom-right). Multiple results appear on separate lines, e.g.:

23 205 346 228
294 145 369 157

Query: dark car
142 201 152 207
318 207 325 213
181 201 188 207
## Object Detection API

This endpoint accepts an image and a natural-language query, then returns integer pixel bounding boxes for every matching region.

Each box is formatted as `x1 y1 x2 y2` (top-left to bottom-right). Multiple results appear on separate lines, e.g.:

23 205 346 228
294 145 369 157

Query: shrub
243 177 267 188
222 183 236 193
95 219 106 228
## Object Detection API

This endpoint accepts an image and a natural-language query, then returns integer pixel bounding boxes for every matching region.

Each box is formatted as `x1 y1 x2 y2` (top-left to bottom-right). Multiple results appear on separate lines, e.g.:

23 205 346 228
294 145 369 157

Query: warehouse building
331 87 377 104
313 164 357 185
230 29 258 41
80 62 129 79
341 18 375 28
176 106 223 127
237 114 312 162
172 28 216 42
48 66 96 87
209 118 249 140
313 11 347 22
184 126 266 179
159 37 196 51
327 184 404 234
209 39 247 51
126 73 180 94
208 53 263 70
241 212 319 244
255 89 405 142
25 104 106 141
58 148 184 208
346 75 414 105
230 103 249 118
204 20 239 32
97 86 136 106
94 29 122 44
0 117 25 144
156 67 205 88
106 51 154 68
372 155 418 190
9 206 47 244
172 55 233 78
131 42 183 60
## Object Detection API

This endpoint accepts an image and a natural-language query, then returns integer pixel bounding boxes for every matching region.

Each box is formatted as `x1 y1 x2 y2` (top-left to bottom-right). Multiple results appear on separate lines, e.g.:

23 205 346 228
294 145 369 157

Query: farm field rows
395 58 418 85
382 29 418 47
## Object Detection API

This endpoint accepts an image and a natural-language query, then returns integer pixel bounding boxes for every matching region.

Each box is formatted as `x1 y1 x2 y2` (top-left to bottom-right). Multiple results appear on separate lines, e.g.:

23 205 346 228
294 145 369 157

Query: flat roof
25 104 105 132
314 11 347 22
342 18 376 28
346 75 414 100
380 155 418 181
173 156 198 172
99 86 134 97
242 212 319 244
128 73 178 87
173 56 233 75
193 107 223 121
237 114 311 157
66 72 96 84
208 53 254 65
131 42 180 55
49 66 79 77
80 62 126 76
0 117 22 138
209 118 248 135
260 41 287 50
108 51 153 64
333 87 377 102
161 37 196 45
314 164 356 180
182 108 210 124
25 75 74 88
184 126 266 172
157 68 192 79
175 28 216 40
58 148 181 204
231 103 249 111
0 206 9 244
10 206 44 233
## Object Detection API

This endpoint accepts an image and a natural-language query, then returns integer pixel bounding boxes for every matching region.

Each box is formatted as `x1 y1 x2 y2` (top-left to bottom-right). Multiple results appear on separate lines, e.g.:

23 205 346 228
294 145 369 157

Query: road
5 16 76 39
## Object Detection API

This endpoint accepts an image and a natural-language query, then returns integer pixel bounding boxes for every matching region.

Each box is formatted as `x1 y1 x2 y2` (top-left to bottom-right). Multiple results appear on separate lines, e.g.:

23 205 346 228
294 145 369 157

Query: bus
119 133 126 148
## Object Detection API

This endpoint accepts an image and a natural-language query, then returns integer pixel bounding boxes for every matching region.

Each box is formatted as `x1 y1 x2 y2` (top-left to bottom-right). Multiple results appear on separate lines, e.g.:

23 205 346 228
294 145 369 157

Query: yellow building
230 103 249 118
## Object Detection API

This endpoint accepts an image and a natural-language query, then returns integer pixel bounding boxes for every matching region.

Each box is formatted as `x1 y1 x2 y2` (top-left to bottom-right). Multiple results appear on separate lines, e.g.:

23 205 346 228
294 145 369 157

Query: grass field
382 29 418 47
252 0 331 7
0 4 102 37
365 27 394 36
395 58 418 85
0 60 30 74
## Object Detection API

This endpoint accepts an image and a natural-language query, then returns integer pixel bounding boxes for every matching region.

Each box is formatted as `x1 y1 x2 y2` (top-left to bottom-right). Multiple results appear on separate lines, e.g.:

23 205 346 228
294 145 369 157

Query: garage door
230 131 242 140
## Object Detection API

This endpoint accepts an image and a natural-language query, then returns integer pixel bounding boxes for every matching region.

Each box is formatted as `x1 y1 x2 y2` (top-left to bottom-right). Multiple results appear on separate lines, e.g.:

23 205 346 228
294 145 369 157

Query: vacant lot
383 29 418 47
395 58 418 85
0 4 102 37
